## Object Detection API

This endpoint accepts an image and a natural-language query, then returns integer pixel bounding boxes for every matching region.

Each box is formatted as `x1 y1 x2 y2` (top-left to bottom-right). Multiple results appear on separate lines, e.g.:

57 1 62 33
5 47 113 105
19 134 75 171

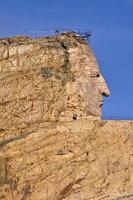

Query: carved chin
86 104 102 117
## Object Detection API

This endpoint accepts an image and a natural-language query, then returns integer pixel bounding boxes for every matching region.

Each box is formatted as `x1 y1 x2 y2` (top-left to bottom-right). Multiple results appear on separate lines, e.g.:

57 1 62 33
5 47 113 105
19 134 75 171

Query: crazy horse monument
0 32 132 200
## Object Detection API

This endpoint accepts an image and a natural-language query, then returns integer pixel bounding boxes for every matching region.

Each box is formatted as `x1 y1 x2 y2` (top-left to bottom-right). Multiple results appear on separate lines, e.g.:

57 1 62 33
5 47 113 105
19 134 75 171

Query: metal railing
27 28 92 43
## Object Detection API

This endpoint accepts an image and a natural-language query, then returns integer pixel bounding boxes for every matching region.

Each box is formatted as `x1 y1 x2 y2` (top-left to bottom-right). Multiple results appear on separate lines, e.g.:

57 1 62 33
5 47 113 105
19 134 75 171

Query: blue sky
0 0 133 119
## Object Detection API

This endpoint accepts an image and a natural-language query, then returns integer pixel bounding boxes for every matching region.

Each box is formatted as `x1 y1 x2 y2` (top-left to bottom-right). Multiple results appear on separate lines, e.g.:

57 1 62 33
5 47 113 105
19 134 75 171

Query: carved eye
90 72 100 78
96 73 100 77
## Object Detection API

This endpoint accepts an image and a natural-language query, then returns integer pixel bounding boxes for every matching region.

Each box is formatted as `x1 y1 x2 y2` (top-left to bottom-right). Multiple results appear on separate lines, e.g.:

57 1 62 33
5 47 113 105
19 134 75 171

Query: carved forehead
68 45 100 74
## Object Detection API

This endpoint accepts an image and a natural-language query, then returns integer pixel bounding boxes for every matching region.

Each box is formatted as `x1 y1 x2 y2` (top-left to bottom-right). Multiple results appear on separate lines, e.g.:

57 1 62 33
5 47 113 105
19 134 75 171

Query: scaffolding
28 28 92 43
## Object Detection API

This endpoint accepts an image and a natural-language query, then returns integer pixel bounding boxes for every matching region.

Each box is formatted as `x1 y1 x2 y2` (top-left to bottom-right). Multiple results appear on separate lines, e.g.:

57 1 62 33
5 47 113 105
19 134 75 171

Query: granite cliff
0 33 132 200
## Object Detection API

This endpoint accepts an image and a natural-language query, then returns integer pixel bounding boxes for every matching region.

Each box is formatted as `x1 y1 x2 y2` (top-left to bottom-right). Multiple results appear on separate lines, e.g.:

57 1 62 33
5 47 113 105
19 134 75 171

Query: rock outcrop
0 32 110 127
0 120 133 200
0 33 132 200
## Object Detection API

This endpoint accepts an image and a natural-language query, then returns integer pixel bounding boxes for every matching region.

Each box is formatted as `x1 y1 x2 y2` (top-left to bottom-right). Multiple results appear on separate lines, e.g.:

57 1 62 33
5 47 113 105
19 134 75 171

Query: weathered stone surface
0 33 109 127
0 155 7 186
0 120 133 199
0 33 132 199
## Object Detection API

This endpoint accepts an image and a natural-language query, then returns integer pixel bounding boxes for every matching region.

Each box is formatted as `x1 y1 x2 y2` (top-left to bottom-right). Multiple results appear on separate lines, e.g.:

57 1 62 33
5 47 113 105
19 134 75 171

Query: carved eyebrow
90 71 100 77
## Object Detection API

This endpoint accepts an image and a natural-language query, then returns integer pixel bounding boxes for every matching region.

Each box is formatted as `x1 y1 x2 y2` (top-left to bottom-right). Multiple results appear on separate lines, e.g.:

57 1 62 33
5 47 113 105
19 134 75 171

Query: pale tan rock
0 46 9 60
0 120 133 199
0 155 7 186
0 33 132 200
0 33 109 130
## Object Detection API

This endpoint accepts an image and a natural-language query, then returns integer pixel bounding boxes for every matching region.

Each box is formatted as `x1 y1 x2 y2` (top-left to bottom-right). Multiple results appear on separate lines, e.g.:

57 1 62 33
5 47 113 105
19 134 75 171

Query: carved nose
98 75 110 97
102 89 110 97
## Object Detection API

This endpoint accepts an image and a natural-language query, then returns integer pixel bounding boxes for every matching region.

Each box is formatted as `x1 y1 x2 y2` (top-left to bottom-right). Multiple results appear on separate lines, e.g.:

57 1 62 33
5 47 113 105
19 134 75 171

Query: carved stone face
0 34 110 127
68 43 110 117
40 34 110 120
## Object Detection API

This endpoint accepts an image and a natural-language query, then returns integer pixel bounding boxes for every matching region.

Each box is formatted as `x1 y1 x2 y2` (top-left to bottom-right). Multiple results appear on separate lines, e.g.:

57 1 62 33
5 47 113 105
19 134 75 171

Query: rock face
0 32 109 129
0 120 133 200
0 33 132 199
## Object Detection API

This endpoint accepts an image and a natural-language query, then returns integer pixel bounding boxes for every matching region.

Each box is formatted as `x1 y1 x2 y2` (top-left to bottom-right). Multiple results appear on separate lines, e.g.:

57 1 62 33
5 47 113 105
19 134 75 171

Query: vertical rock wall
0 120 133 199
0 34 132 199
